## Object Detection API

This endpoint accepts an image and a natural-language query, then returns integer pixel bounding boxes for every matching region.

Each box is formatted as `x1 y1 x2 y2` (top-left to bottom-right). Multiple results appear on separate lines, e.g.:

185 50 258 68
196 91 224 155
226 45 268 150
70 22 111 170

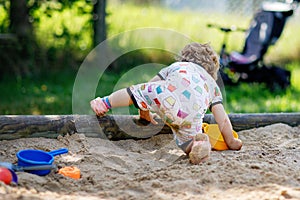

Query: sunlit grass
0 71 75 115
225 83 300 113
0 2 300 114
106 3 300 61
106 4 250 53
290 63 300 91
0 63 299 114
224 63 300 113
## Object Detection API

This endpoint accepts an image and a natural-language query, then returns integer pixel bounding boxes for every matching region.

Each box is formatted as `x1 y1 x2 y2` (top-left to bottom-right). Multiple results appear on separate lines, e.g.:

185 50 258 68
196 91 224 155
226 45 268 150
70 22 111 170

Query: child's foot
189 134 211 164
90 97 109 116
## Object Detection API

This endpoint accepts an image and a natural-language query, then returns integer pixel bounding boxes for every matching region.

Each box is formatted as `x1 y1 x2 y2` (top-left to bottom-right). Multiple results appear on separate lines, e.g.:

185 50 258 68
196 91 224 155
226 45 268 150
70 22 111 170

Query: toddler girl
90 42 242 164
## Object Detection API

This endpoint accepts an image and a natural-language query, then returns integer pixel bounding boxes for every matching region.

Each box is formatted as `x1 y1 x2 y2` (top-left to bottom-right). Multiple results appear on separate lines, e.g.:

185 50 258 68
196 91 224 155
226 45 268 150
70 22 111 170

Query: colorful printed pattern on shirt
128 62 222 145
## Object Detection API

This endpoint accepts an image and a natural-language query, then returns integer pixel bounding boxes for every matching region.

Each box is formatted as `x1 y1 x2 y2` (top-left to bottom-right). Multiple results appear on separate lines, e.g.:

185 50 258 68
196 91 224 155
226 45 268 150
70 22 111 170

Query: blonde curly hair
176 42 220 80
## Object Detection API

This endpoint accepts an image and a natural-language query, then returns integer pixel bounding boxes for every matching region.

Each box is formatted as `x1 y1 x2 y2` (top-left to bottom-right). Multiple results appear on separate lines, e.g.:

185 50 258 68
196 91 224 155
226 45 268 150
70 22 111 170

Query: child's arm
211 104 242 150
90 88 133 116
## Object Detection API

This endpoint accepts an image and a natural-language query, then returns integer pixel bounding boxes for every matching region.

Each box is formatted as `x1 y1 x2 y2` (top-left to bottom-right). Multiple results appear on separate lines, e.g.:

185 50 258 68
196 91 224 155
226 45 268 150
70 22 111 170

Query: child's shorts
175 138 193 153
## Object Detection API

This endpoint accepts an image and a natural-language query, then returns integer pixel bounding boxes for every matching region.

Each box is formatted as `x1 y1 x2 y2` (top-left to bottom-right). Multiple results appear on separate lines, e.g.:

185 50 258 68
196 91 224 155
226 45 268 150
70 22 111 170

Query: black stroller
208 0 299 89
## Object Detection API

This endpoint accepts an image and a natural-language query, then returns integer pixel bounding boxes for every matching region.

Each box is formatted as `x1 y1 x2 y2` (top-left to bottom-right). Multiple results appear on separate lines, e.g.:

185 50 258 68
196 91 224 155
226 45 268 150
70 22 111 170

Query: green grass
0 71 75 115
225 62 300 113
106 3 300 61
1 2 300 114
1 63 300 114
105 4 250 54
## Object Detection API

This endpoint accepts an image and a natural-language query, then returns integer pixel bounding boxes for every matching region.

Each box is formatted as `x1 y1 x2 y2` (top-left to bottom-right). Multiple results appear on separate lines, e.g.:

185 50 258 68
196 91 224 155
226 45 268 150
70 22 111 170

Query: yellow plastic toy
202 123 239 151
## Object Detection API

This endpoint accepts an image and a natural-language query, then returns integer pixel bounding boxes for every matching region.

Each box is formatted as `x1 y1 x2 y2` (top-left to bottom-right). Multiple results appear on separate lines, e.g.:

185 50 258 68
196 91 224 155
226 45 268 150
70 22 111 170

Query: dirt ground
0 123 299 200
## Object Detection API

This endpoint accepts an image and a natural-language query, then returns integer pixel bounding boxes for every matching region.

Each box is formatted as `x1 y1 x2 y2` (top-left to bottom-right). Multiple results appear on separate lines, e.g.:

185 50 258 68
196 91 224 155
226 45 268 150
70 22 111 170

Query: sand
0 123 299 200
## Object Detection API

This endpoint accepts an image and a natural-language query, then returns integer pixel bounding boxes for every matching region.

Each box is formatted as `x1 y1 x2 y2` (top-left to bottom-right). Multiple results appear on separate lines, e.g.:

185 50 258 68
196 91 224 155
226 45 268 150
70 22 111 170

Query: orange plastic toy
58 166 81 180
202 123 239 150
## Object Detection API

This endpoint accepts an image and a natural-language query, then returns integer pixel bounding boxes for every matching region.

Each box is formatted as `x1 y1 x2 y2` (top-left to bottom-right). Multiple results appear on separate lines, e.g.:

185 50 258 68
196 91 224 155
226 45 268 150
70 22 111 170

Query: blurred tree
1 0 107 76
93 0 107 46
9 0 32 38
6 0 37 76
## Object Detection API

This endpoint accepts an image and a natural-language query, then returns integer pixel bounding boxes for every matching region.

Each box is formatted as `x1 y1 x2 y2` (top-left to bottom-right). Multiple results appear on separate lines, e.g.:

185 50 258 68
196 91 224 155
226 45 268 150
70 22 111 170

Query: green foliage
1 1 299 73
0 0 93 75
32 1 93 66
1 1 300 114
0 4 9 32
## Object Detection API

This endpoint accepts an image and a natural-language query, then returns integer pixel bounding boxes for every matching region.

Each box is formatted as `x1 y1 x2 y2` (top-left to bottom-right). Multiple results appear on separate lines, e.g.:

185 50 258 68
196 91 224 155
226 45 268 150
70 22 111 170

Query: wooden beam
0 113 299 140
227 113 300 131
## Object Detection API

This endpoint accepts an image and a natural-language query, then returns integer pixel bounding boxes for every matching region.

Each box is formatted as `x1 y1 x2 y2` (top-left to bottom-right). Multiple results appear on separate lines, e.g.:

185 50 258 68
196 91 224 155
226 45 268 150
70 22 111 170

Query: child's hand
139 110 159 125
90 97 109 116
227 138 243 150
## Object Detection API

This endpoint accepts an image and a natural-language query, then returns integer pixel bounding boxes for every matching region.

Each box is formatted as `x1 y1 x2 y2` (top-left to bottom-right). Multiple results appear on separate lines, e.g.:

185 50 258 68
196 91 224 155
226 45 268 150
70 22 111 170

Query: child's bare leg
90 88 133 116
175 132 211 164
189 134 211 164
